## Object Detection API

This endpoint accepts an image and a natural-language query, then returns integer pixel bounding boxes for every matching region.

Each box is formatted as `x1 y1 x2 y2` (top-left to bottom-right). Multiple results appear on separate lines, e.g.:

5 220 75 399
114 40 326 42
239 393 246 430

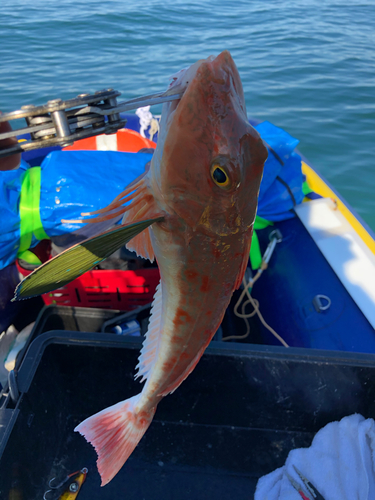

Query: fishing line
243 277 289 347
222 242 289 350
222 276 288 347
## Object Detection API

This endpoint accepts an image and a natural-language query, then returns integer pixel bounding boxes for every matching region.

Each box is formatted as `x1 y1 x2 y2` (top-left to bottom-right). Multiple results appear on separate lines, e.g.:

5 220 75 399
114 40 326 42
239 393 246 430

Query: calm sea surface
1 0 374 228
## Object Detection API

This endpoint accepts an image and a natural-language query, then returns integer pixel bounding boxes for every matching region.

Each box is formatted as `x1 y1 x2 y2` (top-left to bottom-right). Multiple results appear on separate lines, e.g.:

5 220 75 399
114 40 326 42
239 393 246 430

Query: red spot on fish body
180 352 191 361
162 356 178 372
200 275 210 292
206 310 212 316
139 416 148 426
186 269 199 281
173 308 193 327
213 248 221 259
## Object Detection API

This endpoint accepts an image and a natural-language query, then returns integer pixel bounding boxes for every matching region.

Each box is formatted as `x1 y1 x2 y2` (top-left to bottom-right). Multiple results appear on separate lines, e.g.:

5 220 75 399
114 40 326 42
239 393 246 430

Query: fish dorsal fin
135 281 163 383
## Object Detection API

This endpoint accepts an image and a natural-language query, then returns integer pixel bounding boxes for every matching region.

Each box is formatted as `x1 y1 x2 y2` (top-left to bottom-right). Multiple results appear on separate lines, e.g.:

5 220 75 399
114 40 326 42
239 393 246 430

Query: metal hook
43 490 51 500
43 468 88 499
48 472 75 490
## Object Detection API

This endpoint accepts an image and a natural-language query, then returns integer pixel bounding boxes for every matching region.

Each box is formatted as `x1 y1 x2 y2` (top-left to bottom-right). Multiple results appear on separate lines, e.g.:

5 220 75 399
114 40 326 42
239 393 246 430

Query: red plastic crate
42 268 160 311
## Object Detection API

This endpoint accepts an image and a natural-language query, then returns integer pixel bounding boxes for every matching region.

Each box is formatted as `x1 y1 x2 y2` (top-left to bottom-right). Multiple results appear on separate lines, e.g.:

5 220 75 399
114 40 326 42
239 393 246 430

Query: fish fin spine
135 281 162 382
74 394 156 486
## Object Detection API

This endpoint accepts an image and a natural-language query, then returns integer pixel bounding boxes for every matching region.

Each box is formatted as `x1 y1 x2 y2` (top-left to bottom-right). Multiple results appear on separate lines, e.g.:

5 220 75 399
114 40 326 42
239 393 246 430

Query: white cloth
255 414 375 500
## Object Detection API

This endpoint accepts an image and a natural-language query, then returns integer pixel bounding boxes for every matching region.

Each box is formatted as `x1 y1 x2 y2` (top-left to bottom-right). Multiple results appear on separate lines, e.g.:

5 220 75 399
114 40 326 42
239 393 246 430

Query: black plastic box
13 305 152 374
1 331 375 499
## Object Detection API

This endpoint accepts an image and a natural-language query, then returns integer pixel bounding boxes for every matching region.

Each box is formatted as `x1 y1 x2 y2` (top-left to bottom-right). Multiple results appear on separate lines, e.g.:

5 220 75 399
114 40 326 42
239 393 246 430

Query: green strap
302 180 313 196
254 215 273 231
17 167 49 262
18 249 42 266
249 216 273 270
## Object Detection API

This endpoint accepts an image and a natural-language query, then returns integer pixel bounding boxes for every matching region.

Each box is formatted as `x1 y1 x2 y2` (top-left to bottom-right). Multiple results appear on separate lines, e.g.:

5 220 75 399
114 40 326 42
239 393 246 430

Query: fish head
151 50 268 237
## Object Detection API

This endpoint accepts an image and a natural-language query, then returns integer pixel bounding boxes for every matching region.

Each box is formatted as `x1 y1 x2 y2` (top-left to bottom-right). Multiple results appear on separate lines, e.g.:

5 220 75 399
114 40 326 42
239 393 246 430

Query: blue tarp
0 122 303 269
0 151 152 269
0 159 30 271
40 150 153 237
255 121 304 221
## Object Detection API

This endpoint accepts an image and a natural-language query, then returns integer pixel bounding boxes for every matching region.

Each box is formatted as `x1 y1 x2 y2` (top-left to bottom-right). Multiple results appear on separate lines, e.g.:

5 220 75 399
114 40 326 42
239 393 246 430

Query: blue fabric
0 159 30 269
40 150 152 236
255 121 304 221
0 151 151 269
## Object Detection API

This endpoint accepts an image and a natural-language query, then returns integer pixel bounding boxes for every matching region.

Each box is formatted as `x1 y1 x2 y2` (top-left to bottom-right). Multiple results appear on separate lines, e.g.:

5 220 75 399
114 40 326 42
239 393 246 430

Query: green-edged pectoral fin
14 217 163 301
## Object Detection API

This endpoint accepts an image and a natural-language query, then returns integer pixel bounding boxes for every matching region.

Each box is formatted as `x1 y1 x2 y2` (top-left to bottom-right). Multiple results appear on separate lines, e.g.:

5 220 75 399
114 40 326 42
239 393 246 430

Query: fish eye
210 164 231 189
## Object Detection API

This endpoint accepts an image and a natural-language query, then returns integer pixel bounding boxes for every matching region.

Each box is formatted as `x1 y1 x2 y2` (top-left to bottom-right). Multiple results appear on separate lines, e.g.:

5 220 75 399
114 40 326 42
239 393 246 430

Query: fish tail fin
74 394 156 486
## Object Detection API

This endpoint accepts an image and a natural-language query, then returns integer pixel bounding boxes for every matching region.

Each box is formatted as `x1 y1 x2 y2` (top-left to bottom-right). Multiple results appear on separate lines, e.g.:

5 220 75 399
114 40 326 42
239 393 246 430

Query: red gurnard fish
74 50 268 486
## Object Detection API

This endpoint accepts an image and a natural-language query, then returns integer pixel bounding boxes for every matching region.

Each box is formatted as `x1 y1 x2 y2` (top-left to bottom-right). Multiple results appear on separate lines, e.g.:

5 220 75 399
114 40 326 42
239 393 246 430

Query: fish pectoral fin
121 188 161 262
13 217 163 300
79 173 160 262
125 226 156 262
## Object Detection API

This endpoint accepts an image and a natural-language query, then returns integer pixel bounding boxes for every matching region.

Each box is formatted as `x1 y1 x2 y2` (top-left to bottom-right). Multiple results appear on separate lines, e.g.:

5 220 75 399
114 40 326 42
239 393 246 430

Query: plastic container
42 268 160 310
13 304 153 374
2 305 119 382
0 263 44 334
1 332 375 499
31 304 119 337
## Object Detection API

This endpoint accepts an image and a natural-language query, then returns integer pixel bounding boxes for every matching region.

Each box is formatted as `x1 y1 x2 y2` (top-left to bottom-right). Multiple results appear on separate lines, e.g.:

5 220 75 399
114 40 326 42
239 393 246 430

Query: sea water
1 0 374 228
